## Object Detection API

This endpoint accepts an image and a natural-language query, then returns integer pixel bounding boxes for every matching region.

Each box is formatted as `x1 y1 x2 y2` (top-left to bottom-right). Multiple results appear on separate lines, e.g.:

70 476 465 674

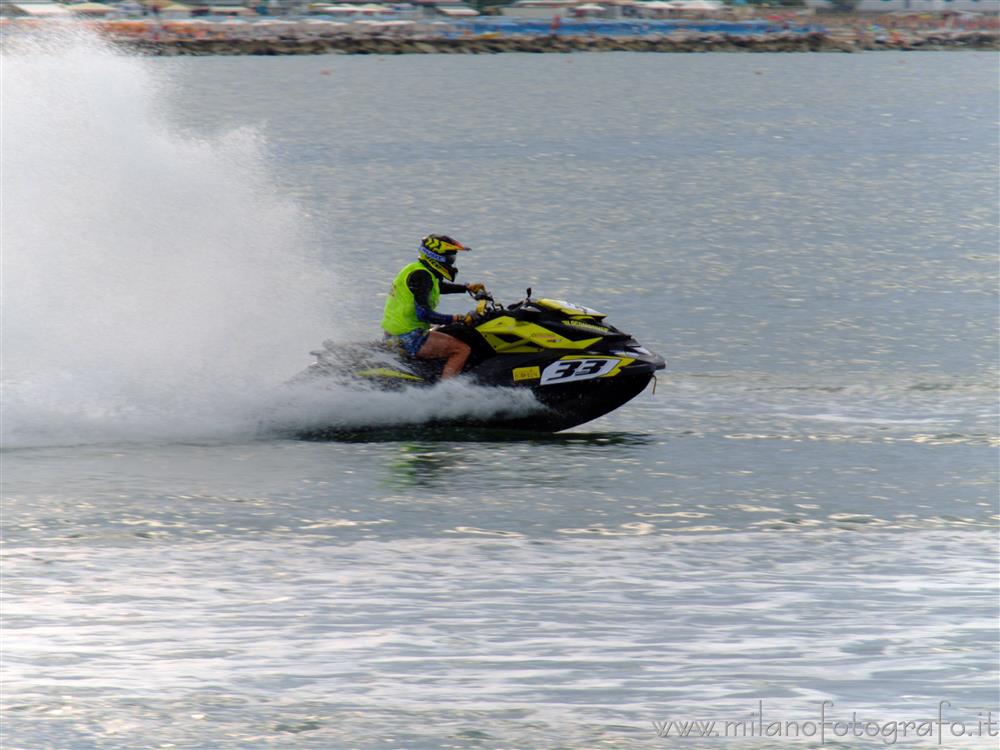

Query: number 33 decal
540 358 620 385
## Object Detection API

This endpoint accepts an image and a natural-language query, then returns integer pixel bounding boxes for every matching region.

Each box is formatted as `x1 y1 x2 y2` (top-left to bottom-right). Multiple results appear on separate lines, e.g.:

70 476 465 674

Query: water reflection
304 427 655 446
385 443 458 489
379 432 654 491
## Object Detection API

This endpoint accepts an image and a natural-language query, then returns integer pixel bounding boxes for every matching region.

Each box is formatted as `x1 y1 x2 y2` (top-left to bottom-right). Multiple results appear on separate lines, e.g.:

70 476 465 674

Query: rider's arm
439 280 468 294
407 269 461 325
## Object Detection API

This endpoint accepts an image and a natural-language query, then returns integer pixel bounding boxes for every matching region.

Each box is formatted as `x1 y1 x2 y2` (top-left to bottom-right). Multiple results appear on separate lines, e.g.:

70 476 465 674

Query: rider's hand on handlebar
466 283 491 301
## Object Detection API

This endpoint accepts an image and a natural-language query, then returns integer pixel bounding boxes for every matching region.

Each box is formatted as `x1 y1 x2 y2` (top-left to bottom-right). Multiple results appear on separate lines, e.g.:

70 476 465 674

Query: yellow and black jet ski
292 290 665 434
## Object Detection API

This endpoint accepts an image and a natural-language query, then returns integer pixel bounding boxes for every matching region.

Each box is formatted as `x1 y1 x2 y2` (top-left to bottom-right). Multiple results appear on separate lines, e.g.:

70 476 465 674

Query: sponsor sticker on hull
512 366 541 382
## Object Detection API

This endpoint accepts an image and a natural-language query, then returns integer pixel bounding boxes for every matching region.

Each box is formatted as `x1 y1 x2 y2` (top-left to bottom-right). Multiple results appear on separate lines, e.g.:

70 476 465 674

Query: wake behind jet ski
291 288 665 435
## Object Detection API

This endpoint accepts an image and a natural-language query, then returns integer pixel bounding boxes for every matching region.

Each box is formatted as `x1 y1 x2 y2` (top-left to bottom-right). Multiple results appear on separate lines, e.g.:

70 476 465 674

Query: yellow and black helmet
418 234 469 282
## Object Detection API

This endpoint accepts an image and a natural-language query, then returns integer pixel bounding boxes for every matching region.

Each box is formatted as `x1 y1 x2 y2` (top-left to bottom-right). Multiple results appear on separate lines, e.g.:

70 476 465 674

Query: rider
381 234 485 379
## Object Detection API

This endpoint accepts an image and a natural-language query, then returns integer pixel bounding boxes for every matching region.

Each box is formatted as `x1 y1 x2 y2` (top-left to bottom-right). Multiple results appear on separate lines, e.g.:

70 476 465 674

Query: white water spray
1 30 540 446
0 31 335 445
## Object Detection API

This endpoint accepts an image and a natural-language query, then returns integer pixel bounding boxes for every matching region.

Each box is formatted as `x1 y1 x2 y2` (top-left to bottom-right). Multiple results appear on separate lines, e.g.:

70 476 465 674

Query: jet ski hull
290 361 659 438
484 368 656 432
285 294 665 438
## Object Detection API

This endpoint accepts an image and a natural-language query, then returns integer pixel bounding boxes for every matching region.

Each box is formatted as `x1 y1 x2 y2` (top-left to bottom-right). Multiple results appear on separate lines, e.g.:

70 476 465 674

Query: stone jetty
124 30 998 56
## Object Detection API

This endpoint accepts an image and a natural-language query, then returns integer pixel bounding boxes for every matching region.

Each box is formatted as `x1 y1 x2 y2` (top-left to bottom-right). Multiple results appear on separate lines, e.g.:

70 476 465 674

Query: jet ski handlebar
461 287 558 324
466 288 535 320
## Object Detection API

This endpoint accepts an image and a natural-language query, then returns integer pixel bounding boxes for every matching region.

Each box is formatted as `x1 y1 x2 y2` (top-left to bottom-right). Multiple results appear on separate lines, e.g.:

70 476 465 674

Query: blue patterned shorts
386 329 429 357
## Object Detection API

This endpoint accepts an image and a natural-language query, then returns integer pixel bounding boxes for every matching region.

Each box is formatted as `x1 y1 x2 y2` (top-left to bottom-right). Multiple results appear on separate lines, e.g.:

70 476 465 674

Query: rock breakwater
126 30 998 56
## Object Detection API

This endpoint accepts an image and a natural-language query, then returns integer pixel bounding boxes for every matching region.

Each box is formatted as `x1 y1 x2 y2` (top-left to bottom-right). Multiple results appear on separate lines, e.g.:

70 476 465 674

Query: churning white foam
0 30 535 446
264 378 544 437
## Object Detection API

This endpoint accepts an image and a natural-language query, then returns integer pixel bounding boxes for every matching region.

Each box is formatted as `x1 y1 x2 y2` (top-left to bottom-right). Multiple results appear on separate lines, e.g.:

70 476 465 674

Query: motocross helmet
419 234 468 282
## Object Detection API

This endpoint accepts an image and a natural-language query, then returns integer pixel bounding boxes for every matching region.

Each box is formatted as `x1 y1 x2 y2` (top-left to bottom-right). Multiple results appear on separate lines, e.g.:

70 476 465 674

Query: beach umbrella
67 3 116 15
671 0 722 9
11 3 73 16
160 3 193 15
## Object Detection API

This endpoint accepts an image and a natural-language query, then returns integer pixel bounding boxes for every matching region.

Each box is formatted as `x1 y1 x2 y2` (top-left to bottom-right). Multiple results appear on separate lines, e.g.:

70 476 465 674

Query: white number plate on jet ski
540 357 621 385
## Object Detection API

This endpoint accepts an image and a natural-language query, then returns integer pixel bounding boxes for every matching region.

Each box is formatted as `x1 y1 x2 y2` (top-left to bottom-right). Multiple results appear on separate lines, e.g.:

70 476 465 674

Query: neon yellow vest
381 260 440 335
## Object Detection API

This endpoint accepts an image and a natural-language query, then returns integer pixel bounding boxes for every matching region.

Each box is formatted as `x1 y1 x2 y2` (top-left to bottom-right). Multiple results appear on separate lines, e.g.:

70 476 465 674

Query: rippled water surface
2 45 998 749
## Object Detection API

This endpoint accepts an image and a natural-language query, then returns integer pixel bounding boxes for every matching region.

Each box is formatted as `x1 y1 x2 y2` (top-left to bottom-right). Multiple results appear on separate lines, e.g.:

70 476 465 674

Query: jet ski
289 289 665 435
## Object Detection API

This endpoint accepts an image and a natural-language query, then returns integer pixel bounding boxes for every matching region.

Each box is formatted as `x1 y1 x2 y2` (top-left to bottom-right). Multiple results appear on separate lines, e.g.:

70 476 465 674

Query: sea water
2 33 998 749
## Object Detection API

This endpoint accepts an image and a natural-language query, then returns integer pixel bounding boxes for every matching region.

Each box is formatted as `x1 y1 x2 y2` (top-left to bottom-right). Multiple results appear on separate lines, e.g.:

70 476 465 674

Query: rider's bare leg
417 331 471 380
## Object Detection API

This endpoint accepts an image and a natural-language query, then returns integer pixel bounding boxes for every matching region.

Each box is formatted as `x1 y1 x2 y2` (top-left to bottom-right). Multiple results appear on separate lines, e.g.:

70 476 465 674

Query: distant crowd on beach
815 10 999 32
1 0 996 52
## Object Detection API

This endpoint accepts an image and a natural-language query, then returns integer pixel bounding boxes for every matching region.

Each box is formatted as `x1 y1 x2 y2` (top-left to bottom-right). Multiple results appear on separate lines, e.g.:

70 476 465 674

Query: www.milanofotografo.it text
652 701 999 745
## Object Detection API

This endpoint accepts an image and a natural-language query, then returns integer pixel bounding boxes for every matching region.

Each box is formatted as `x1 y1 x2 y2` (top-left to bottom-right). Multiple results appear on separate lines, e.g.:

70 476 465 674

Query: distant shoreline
122 30 998 56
